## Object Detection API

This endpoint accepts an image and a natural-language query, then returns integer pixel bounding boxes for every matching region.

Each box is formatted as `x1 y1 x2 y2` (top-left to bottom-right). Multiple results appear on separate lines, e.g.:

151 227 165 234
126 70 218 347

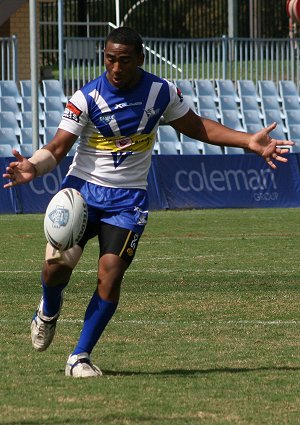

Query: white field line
0 317 299 326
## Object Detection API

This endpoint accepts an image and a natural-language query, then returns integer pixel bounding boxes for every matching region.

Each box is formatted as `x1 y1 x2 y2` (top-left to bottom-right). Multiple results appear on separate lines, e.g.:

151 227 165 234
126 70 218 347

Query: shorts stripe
119 230 133 257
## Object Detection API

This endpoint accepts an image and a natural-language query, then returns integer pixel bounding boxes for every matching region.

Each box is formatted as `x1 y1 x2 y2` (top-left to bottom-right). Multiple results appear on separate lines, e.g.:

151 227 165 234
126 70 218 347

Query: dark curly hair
105 27 143 55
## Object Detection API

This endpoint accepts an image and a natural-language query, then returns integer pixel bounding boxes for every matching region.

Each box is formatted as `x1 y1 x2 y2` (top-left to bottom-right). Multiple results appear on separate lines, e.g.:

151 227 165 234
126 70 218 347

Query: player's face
104 41 144 90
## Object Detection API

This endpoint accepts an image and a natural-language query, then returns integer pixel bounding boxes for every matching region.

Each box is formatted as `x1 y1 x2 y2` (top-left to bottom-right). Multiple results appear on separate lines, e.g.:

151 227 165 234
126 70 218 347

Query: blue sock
42 278 68 317
72 291 118 355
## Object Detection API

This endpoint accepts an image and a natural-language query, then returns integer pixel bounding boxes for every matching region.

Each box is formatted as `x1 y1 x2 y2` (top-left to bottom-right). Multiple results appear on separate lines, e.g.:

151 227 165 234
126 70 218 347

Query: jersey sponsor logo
87 133 155 153
63 102 82 123
115 137 132 149
114 101 142 110
99 114 115 124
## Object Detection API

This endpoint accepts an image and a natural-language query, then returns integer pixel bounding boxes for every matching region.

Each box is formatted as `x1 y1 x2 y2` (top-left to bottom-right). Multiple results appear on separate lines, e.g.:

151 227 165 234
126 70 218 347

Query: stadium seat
20 80 45 103
19 144 33 157
0 128 19 149
42 79 68 103
20 128 42 146
282 96 300 113
221 110 245 131
180 133 203 150
0 111 21 136
219 96 241 118
246 123 264 134
197 95 221 118
194 79 218 102
224 146 245 154
261 96 284 117
202 143 223 154
263 109 287 133
21 96 44 117
268 125 287 140
20 112 43 134
174 79 197 101
44 110 63 128
157 141 179 154
43 127 57 144
44 97 65 113
279 80 300 101
181 141 201 155
0 143 14 157
242 110 263 127
240 96 263 118
157 125 181 150
0 80 22 103
287 124 300 145
0 97 21 120
237 80 261 102
216 79 240 102
285 109 300 126
199 108 219 122
258 80 281 102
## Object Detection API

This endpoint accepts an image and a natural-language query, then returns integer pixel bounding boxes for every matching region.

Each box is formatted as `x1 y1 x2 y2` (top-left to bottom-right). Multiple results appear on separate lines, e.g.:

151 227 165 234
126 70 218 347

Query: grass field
1 208 300 425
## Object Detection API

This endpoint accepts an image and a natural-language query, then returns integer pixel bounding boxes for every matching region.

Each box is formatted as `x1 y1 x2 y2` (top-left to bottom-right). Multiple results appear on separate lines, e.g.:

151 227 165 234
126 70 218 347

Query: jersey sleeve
58 90 90 136
162 80 190 123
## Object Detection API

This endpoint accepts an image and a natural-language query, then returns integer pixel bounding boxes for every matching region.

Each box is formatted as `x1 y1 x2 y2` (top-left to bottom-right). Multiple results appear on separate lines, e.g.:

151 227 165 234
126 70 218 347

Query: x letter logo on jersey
112 152 132 169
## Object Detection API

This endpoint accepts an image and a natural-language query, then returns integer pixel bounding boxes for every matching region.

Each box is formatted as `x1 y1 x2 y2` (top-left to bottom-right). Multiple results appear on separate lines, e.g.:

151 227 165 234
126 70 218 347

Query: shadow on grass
103 365 300 376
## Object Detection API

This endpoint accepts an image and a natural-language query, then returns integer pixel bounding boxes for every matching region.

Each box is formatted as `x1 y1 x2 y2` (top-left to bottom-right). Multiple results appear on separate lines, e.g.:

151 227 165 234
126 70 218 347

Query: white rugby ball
44 188 88 251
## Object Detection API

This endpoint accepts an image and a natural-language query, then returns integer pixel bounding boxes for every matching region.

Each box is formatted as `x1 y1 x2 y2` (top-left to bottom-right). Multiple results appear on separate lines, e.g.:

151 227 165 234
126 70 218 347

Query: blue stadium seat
0 97 21 120
182 94 197 112
221 110 245 131
194 79 218 102
0 143 14 157
181 141 201 155
219 96 241 118
44 97 65 113
242 110 263 127
0 80 22 103
282 96 300 113
246 123 264 134
20 80 45 103
237 80 261 102
44 110 63 128
42 79 68 103
285 109 300 126
216 79 240 102
0 128 20 149
197 95 220 118
180 133 203 150
157 141 179 154
202 144 223 154
261 96 284 118
20 112 43 134
21 96 44 118
258 80 281 102
240 96 263 118
19 144 33 157
43 127 57 144
0 111 21 136
20 128 42 146
224 146 245 154
157 125 181 150
199 108 219 122
279 80 300 101
263 109 287 133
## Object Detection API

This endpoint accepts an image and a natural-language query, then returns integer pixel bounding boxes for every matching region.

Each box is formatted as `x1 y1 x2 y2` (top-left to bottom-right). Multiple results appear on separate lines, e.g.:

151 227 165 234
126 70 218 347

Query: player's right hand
2 149 37 188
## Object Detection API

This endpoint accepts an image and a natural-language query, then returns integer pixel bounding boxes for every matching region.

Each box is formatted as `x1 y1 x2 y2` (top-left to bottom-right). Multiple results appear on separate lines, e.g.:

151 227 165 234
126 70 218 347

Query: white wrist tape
28 149 57 176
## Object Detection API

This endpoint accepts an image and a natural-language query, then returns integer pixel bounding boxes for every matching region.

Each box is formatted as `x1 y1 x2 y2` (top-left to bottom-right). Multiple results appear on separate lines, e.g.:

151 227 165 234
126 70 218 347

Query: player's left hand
248 122 294 169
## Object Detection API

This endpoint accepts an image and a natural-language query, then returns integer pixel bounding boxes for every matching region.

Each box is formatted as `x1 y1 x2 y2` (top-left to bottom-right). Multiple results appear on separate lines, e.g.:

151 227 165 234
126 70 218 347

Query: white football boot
65 352 103 378
31 296 62 351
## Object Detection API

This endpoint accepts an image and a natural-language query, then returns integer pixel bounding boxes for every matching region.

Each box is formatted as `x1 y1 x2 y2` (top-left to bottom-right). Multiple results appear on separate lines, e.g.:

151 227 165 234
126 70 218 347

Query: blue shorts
61 175 149 235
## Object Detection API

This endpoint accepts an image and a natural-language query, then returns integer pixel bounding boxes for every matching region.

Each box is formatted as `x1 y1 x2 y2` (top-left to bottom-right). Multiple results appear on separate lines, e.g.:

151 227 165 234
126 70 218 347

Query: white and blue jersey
59 69 189 189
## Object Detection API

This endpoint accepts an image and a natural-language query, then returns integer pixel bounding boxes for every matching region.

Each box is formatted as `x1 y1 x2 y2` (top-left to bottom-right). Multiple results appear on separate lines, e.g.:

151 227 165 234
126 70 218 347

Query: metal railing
64 36 300 95
0 35 18 81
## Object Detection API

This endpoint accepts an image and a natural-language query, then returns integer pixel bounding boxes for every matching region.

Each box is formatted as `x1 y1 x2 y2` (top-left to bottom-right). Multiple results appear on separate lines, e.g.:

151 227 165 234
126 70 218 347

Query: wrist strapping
28 149 57 176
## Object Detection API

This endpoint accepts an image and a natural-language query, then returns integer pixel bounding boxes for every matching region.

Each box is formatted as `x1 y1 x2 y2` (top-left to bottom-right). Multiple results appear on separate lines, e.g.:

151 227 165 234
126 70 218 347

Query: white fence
64 36 300 95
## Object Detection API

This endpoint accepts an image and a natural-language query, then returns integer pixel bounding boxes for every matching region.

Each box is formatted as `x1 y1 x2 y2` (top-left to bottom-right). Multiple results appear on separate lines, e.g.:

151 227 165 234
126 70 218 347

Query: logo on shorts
134 207 148 225
48 206 69 228
127 248 134 256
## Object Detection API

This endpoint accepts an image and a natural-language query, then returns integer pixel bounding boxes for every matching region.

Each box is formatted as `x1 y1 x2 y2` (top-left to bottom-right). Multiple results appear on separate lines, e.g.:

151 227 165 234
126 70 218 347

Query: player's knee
45 243 83 269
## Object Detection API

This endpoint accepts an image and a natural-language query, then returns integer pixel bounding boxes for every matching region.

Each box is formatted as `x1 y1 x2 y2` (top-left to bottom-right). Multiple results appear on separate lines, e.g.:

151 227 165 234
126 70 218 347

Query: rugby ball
44 188 88 251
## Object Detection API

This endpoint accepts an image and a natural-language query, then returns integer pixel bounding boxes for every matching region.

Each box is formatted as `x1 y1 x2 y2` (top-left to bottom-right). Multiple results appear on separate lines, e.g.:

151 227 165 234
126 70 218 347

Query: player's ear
138 52 145 67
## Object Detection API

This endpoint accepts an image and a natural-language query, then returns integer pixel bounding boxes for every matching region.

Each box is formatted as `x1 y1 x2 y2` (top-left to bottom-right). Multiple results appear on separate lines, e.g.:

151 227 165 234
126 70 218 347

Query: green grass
1 209 300 425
